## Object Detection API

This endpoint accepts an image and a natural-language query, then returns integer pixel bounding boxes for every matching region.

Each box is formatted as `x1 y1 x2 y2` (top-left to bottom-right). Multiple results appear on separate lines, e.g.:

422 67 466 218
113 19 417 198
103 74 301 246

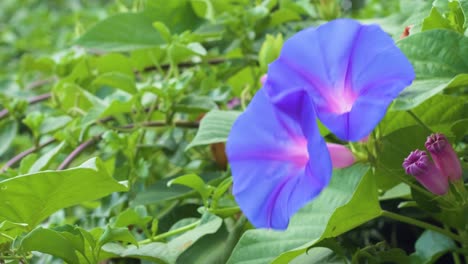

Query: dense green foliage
0 0 467 263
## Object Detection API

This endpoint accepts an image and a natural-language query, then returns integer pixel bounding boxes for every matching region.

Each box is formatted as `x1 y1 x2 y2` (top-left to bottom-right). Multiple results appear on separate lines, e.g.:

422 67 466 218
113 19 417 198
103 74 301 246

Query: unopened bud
326 143 355 169
403 150 449 195
425 133 462 182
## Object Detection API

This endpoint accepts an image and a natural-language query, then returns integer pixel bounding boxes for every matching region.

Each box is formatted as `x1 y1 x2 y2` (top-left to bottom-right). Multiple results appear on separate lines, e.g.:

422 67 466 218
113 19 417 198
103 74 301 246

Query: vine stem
57 137 98 170
0 138 56 173
381 210 463 243
139 220 201 245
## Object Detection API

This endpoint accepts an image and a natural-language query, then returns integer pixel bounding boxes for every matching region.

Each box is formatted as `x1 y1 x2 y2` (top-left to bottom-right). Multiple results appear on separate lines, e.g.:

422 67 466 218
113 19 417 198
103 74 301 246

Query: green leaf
39 115 72 134
168 173 211 202
0 120 17 156
422 7 452 31
227 164 380 264
76 12 166 52
112 207 152 229
258 34 283 71
102 213 223 263
460 0 468 28
0 158 127 227
98 225 138 247
410 230 456 263
395 30 468 109
174 95 218 113
21 227 80 264
383 94 467 135
28 142 65 173
92 72 137 94
392 74 468 110
153 22 172 42
132 172 221 205
186 110 241 150
375 126 428 190
0 220 28 245
451 118 468 141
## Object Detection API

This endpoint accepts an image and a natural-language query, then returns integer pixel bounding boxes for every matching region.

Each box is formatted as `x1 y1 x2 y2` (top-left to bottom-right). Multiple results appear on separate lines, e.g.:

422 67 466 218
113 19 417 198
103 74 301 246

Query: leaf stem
406 110 433 133
57 137 98 170
381 210 463 242
139 220 201 245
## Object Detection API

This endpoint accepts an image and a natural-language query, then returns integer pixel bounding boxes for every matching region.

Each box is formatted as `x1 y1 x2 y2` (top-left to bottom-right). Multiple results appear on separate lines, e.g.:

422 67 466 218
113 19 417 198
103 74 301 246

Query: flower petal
226 88 331 229
266 19 415 141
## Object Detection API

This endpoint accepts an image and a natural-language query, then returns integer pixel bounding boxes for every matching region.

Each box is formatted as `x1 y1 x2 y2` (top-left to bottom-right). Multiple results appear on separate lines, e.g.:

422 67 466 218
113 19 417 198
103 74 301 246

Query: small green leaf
153 22 172 42
112 207 152 229
168 173 211 202
98 225 138 248
186 110 241 150
258 34 283 71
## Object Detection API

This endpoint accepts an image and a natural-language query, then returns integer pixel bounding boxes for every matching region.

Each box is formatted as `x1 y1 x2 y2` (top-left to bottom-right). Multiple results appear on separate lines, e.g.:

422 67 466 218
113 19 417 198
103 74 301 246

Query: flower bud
403 150 449 195
425 133 462 182
326 143 355 168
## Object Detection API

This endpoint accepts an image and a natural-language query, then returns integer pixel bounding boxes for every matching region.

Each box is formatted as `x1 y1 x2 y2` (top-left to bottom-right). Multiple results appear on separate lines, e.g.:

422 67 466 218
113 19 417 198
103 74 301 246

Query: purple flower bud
326 143 355 168
403 150 449 195
425 133 462 182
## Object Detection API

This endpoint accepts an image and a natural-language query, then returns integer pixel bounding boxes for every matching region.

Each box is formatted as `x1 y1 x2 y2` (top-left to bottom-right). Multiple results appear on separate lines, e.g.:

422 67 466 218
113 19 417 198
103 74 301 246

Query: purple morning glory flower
265 19 415 141
226 88 332 229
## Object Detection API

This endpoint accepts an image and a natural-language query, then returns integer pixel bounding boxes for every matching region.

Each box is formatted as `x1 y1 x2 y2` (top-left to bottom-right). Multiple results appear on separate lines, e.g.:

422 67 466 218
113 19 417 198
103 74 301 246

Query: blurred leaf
410 230 456 263
0 158 127 227
174 95 217 113
21 227 80 264
0 220 28 245
0 120 17 156
76 12 166 52
39 115 72 134
92 72 137 94
258 34 283 71
186 110 240 150
153 22 172 42
28 142 65 173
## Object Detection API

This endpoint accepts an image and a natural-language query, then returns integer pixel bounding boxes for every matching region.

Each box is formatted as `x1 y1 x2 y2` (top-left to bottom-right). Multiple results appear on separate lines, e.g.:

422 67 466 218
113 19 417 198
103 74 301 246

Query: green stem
382 211 463 242
139 220 201 245
407 110 433 133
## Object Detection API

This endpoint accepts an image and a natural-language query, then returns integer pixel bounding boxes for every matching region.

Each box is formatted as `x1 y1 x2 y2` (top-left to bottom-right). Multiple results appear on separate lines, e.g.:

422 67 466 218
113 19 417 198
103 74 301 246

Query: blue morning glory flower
265 19 415 141
226 88 332 229
227 19 414 230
